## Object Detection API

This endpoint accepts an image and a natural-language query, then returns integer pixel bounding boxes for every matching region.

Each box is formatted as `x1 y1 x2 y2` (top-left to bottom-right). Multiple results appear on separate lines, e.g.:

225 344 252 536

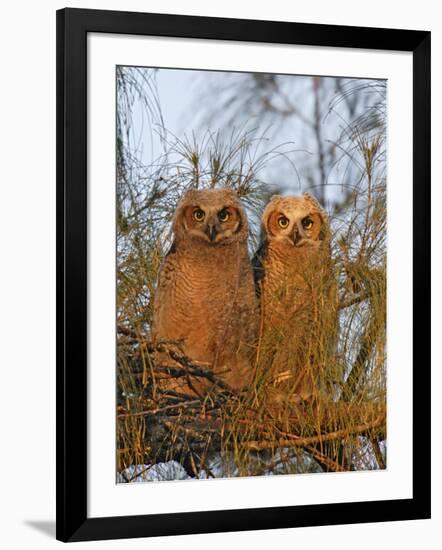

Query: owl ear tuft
303 192 321 207
183 188 200 201
222 187 239 197
303 192 327 215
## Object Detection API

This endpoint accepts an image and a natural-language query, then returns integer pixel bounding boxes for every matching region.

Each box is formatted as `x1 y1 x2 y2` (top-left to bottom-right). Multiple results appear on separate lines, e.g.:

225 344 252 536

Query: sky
123 66 386 211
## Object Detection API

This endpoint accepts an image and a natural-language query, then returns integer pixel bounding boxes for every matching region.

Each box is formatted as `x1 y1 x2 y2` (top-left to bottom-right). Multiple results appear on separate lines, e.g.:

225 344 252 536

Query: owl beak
206 224 217 242
292 227 301 246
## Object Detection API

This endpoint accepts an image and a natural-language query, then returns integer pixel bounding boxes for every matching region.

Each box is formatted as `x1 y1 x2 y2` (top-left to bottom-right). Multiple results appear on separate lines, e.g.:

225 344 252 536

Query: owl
152 188 258 396
253 193 337 404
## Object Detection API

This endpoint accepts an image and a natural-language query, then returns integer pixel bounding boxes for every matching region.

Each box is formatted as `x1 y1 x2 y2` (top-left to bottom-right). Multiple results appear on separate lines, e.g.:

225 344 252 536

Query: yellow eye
278 216 289 228
218 209 230 223
302 217 313 230
193 208 205 222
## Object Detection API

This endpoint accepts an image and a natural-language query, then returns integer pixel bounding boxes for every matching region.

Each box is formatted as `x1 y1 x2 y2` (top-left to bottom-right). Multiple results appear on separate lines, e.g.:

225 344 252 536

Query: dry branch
117 399 202 419
243 414 385 451
371 438 386 469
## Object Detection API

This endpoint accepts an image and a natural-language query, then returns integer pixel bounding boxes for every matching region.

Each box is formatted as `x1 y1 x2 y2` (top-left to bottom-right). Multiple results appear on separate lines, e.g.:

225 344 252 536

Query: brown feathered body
152 189 258 394
254 193 337 403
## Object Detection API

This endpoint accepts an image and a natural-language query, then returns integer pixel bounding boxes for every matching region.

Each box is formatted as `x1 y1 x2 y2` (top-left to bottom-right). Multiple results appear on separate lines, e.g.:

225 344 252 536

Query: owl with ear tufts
253 192 337 403
152 188 258 395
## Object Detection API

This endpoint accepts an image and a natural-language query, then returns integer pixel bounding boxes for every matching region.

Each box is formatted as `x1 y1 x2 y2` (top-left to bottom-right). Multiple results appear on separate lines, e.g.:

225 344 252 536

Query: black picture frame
56 7 431 542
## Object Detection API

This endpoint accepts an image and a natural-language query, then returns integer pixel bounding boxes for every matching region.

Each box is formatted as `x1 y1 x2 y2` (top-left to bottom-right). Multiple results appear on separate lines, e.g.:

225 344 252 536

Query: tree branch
242 414 385 451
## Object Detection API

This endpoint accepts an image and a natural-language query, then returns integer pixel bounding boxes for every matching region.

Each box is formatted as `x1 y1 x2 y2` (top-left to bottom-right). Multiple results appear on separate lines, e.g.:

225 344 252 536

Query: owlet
152 188 258 395
253 192 337 403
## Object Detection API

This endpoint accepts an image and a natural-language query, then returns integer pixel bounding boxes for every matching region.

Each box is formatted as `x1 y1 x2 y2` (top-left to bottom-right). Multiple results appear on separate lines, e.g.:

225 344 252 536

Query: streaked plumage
253 193 336 402
152 188 258 395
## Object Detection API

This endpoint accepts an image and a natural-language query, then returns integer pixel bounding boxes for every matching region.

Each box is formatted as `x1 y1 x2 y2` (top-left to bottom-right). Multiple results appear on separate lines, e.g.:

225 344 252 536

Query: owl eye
218 209 230 223
278 216 289 228
193 208 205 222
302 217 313 229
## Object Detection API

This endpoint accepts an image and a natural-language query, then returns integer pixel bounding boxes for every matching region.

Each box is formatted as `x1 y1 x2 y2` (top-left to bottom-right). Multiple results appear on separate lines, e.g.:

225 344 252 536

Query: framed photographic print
56 7 431 542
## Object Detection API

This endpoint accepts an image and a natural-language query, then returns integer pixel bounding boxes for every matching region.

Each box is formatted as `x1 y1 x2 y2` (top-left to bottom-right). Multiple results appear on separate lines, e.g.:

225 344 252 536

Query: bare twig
117 399 202 419
243 415 385 451
371 438 386 469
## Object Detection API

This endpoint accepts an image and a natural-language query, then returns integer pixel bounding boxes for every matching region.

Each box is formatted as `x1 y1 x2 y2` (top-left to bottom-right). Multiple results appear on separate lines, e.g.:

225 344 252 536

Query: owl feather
152 188 258 396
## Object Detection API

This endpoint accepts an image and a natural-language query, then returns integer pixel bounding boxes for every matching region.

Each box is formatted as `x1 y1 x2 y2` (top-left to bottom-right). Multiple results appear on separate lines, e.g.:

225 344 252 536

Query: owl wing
151 241 177 334
164 240 176 256
252 239 268 297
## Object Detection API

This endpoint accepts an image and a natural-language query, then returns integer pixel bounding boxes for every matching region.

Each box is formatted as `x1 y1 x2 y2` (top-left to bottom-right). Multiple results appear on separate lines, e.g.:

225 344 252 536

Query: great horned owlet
253 192 337 403
152 188 258 395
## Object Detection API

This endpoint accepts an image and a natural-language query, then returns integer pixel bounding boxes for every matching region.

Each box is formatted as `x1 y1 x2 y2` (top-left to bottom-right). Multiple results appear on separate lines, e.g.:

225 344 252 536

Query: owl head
173 188 248 246
261 193 328 247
